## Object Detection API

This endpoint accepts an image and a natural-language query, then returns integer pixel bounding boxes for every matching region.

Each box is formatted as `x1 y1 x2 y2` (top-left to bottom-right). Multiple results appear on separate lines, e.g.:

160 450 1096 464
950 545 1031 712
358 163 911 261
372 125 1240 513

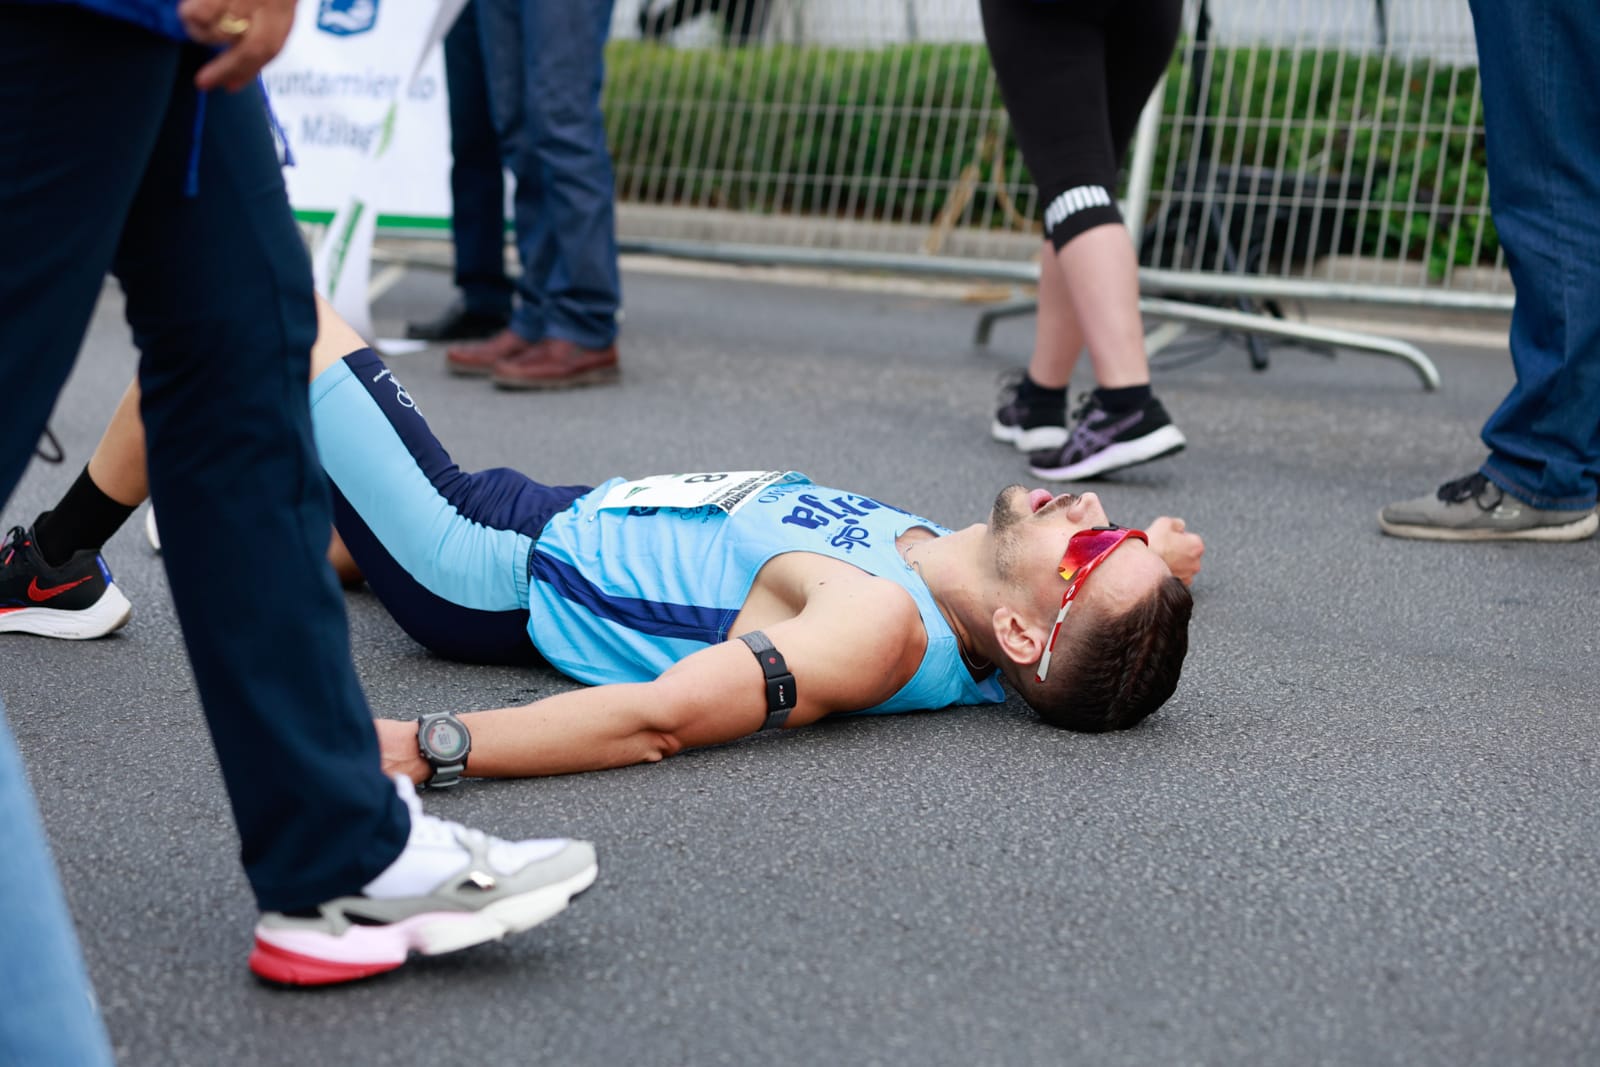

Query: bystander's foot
991 370 1069 452
0 525 131 639
250 775 598 987
1379 473 1599 541
445 328 543 377
407 300 510 343
1028 393 1185 481
492 338 620 391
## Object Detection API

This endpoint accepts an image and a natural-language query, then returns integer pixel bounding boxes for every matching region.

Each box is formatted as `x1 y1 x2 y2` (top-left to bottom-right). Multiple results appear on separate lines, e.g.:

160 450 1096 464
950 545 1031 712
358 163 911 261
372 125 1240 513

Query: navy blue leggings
318 348 590 665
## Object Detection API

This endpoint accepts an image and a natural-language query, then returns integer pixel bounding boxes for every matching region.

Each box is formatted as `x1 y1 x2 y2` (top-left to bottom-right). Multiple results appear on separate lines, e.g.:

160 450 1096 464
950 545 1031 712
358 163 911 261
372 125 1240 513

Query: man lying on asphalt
1 299 1205 787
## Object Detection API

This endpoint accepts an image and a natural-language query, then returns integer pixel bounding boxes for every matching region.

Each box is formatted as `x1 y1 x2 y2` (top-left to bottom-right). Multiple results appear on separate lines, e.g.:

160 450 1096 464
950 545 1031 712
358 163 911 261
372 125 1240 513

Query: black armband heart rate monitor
737 630 795 730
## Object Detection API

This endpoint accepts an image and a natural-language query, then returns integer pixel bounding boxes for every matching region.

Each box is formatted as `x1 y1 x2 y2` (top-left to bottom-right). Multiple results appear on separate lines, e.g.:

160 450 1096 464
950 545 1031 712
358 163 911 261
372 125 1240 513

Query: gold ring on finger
217 13 252 36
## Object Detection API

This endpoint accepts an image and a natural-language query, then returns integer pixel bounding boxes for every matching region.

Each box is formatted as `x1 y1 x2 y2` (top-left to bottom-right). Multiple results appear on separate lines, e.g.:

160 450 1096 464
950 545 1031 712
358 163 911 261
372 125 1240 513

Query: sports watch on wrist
416 712 472 789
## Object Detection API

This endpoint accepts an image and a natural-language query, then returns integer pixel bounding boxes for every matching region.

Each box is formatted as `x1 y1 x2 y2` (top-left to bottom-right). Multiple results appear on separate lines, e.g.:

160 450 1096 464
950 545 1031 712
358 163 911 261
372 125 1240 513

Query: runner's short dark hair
1014 575 1192 732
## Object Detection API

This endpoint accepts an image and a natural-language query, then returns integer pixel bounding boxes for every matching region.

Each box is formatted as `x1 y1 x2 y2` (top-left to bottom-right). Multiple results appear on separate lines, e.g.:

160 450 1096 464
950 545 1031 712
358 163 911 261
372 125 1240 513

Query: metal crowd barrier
598 0 1506 388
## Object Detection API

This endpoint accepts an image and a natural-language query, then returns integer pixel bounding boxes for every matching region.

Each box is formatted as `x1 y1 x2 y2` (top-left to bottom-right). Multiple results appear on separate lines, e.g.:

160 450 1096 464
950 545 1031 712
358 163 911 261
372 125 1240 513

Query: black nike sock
1092 384 1152 415
32 466 136 567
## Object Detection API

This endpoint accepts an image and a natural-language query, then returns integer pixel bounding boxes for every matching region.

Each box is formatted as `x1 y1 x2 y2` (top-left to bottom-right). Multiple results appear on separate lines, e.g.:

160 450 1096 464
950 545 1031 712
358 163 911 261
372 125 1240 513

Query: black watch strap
737 630 796 731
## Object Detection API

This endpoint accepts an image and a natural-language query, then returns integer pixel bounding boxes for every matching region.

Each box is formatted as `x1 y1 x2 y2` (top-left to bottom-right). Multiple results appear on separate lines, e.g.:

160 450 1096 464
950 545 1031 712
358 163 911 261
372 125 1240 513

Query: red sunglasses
1034 524 1148 683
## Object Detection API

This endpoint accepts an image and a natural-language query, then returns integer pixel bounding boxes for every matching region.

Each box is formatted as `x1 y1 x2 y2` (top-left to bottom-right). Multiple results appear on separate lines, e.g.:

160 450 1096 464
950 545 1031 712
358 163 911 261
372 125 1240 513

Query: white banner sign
263 0 458 227
264 0 465 337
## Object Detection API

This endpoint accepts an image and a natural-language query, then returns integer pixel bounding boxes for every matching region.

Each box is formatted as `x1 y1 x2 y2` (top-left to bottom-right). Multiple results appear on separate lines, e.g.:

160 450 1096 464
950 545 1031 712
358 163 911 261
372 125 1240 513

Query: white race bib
596 471 805 516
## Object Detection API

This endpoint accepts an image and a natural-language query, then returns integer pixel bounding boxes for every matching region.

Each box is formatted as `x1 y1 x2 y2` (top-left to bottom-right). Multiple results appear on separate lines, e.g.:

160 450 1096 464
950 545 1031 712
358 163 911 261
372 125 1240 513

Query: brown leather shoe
445 328 542 377
491 337 620 390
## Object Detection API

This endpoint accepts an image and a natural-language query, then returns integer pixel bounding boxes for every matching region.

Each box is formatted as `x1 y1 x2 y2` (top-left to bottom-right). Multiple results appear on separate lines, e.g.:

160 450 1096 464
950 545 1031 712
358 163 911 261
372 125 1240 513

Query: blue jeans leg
1470 0 1600 509
445 0 512 317
522 0 621 349
477 0 552 342
478 0 620 349
0 698 114 1067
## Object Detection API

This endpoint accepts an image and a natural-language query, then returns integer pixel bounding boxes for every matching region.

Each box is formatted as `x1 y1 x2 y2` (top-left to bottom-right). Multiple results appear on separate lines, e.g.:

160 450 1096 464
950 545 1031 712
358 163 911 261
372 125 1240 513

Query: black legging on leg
980 0 1182 252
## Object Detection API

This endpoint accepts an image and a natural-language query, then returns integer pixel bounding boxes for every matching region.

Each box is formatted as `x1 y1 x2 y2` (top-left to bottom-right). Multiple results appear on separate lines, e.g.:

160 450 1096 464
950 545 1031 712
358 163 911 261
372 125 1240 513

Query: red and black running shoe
0 525 131 639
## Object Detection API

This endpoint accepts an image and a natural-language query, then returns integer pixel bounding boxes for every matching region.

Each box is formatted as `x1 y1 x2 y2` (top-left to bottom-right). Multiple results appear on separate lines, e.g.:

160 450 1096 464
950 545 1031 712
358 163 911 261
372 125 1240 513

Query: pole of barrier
1123 76 1165 242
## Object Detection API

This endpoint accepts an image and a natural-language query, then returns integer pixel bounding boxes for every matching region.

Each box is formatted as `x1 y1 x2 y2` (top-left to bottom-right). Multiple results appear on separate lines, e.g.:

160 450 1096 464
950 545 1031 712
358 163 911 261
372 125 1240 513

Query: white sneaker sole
990 419 1069 453
145 507 161 553
421 859 599 955
1030 425 1188 481
0 586 132 639
251 856 599 982
1377 508 1598 542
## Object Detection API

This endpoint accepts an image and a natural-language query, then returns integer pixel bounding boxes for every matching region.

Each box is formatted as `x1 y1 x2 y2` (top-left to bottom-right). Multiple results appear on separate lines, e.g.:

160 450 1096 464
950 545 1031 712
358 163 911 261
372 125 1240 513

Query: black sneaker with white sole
1028 393 1186 481
990 372 1070 453
0 525 131 639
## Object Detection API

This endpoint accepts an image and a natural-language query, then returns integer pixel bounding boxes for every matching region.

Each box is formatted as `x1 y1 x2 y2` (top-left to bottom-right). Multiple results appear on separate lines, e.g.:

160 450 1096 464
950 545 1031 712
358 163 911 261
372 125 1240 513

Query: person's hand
1146 516 1204 587
373 717 431 786
179 0 298 92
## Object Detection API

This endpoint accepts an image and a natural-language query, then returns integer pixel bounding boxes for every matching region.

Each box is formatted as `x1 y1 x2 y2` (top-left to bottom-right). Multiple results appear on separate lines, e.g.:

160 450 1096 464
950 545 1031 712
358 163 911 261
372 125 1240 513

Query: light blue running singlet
527 476 1006 714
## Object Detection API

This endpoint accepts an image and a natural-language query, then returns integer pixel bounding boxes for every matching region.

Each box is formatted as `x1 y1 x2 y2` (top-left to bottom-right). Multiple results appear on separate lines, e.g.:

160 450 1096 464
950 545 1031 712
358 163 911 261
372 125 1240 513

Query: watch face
422 718 469 762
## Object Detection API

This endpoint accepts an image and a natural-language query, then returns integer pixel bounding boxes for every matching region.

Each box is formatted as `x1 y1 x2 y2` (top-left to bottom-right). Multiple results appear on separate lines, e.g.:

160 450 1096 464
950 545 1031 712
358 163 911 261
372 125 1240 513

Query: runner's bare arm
375 577 927 780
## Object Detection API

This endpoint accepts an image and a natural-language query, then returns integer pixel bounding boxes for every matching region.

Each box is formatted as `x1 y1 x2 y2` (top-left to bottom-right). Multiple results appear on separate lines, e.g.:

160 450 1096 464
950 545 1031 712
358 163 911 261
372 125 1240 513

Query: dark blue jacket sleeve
15 0 187 42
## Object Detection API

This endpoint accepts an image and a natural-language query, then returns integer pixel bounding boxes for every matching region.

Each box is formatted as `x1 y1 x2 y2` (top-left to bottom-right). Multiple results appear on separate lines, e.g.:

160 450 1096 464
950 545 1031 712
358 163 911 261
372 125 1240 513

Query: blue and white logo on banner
317 0 378 36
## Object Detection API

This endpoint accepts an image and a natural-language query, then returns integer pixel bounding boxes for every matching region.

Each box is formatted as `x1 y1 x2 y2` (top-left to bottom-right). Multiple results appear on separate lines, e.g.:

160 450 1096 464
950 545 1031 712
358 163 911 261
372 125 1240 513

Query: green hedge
604 42 1006 221
1162 48 1497 278
603 40 1496 278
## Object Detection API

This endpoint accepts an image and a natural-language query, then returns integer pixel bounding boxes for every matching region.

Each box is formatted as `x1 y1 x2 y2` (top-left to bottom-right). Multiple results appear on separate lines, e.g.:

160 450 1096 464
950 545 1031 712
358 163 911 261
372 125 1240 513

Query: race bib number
596 471 805 516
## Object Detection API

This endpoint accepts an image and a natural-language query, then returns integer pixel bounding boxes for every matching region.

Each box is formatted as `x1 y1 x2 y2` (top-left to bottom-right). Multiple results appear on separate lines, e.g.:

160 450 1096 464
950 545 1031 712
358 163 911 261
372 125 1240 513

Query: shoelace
1068 391 1100 425
426 820 505 888
1437 473 1498 510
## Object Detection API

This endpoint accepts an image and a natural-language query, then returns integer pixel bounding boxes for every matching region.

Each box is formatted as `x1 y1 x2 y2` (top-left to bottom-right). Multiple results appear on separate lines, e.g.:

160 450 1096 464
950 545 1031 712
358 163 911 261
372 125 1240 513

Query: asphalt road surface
6 262 1597 1066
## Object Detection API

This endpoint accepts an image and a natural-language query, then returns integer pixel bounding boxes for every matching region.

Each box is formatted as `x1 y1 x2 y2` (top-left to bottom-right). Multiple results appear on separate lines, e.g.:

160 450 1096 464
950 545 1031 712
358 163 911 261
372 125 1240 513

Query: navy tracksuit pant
0 5 408 913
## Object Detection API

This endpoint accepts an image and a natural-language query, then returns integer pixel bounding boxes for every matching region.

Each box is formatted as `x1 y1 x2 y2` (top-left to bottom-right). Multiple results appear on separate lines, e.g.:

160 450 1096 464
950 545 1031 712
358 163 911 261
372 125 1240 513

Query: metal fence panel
1145 0 1504 302
604 0 1506 314
608 0 1034 261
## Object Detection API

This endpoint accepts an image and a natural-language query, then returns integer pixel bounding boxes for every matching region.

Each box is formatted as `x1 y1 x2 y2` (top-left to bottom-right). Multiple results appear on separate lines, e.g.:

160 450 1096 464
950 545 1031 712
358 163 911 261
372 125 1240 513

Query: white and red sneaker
250 776 598 986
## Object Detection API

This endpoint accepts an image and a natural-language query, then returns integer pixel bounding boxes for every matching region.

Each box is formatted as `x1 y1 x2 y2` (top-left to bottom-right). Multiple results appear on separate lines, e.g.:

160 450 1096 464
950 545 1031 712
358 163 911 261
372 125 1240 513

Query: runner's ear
991 604 1044 668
